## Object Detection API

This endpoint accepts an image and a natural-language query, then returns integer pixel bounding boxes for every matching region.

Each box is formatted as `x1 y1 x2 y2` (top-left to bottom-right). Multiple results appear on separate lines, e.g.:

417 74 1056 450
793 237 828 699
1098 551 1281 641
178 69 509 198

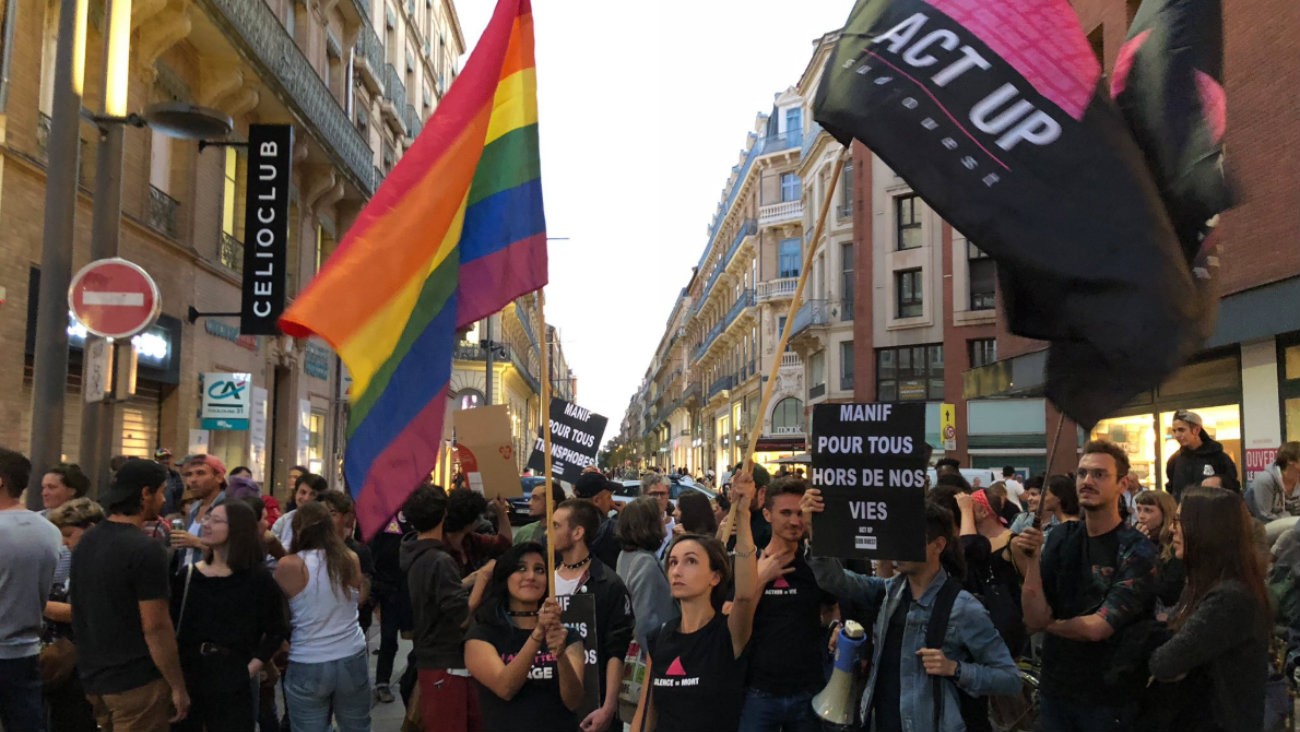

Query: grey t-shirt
0 509 62 659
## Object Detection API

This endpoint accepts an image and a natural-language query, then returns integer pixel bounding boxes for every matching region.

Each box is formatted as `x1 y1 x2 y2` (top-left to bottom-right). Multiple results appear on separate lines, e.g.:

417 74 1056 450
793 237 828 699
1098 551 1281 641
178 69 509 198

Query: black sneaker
374 683 395 704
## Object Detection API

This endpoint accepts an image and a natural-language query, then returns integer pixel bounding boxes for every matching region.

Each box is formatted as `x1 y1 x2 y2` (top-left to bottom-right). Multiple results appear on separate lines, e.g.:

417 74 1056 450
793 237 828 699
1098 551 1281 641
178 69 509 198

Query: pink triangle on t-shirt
773 577 790 589
665 657 686 677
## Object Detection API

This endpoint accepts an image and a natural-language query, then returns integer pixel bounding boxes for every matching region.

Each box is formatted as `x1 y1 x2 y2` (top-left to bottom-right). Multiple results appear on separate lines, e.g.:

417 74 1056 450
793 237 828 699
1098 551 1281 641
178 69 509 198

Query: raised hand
799 488 825 515
1011 527 1044 559
756 549 795 587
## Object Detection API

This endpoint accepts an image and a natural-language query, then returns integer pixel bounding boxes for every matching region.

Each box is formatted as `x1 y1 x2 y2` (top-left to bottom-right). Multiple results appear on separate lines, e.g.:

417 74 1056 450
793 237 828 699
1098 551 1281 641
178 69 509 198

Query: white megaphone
812 620 867 725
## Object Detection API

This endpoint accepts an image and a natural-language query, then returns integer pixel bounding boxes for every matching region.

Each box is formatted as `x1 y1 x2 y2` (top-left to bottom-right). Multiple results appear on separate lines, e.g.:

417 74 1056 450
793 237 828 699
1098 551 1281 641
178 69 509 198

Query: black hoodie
1166 433 1238 501
400 536 468 669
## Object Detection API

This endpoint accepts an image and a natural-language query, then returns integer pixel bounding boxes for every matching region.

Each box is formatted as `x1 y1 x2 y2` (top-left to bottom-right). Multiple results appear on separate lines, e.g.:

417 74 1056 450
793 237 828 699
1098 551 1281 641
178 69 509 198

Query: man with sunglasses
1166 409 1238 502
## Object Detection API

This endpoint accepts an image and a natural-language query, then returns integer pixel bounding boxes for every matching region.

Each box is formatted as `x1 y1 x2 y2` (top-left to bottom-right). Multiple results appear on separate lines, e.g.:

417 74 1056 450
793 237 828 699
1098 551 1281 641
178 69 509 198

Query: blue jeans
1039 693 1137 732
0 655 45 732
738 688 820 732
284 651 371 732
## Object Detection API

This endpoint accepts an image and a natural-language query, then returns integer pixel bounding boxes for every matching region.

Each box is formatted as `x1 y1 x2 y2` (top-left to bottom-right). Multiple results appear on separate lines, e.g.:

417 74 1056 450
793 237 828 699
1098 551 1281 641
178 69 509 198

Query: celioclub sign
68 258 162 340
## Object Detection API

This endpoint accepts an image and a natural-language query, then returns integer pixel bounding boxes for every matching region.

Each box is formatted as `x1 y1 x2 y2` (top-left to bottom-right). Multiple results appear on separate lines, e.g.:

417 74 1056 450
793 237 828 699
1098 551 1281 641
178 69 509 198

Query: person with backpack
801 492 1020 731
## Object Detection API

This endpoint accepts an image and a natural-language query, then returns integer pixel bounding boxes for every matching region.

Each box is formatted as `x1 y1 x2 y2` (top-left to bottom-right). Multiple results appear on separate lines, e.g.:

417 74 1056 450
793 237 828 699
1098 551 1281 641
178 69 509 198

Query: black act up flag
813 0 1210 429
1112 0 1232 273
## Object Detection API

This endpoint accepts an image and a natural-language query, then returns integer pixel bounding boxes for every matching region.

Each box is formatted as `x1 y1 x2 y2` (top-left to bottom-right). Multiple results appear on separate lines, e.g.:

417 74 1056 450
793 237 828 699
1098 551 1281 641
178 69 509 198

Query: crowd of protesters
0 407 1298 732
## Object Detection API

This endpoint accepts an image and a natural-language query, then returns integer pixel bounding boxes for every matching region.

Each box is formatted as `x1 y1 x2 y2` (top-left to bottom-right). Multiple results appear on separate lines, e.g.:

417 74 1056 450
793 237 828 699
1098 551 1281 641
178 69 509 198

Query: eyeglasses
647 491 669 498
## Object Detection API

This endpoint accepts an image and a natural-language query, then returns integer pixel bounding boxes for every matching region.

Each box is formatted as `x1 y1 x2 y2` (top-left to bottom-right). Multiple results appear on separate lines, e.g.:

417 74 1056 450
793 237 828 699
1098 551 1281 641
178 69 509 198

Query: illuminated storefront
1089 353 1243 489
1284 335 1300 441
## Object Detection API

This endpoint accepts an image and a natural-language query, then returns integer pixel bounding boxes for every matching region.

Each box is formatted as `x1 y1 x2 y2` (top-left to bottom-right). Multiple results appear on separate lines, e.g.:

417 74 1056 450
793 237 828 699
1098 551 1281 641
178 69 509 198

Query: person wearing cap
574 472 622 570
171 455 228 567
1166 409 1239 502
70 458 190 730
155 448 186 517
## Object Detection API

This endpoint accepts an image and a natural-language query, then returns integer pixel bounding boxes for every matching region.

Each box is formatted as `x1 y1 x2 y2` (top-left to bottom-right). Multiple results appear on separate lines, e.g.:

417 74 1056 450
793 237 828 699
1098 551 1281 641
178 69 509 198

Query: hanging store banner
240 124 293 335
200 372 252 430
810 402 928 561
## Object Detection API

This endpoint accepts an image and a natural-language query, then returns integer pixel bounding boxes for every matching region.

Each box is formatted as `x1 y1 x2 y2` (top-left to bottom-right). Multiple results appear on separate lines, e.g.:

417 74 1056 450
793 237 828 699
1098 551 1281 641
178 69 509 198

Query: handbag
176 563 194 637
38 637 78 687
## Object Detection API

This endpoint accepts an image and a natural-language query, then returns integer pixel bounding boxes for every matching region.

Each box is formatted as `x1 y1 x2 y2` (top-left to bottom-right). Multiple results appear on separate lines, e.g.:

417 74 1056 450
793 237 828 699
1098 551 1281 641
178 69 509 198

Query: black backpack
925 577 964 730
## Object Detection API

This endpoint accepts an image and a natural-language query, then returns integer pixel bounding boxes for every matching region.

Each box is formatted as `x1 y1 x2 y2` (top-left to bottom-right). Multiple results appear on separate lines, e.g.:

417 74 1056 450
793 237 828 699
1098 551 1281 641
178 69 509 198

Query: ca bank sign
201 372 253 430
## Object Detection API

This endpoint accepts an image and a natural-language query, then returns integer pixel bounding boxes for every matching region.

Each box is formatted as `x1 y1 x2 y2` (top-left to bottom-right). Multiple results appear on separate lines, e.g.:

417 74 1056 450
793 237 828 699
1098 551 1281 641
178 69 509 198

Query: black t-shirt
70 521 172 694
871 592 909 732
646 614 746 732
747 551 834 694
465 621 581 732
1040 521 1157 703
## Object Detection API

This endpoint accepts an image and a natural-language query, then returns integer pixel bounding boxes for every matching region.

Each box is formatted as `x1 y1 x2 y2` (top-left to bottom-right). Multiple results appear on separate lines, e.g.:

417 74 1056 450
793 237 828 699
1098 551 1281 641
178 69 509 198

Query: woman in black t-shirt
172 500 288 732
632 473 760 732
464 542 585 732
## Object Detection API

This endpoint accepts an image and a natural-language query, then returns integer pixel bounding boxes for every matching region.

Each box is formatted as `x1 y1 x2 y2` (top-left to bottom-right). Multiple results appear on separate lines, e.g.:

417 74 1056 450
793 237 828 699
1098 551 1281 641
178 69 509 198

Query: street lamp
28 0 235 505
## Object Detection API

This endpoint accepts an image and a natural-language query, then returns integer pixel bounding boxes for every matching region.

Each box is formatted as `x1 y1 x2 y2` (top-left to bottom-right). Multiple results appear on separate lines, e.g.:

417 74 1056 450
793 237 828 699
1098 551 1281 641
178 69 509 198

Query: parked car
507 476 573 526
612 475 718 511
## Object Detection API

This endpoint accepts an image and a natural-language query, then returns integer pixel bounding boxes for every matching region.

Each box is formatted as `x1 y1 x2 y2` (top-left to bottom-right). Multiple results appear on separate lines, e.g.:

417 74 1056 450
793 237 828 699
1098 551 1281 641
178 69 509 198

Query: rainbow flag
280 0 546 536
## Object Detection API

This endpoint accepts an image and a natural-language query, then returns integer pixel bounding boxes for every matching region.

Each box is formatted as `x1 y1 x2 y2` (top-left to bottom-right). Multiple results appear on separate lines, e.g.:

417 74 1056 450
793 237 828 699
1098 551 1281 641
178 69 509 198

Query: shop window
1280 339 1300 440
896 195 922 250
876 344 943 402
1090 404 1243 490
308 410 326 474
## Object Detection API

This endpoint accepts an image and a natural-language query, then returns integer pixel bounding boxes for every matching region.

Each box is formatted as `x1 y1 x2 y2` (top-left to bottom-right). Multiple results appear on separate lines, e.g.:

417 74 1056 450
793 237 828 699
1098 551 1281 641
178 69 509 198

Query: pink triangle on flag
773 577 790 589
665 657 686 677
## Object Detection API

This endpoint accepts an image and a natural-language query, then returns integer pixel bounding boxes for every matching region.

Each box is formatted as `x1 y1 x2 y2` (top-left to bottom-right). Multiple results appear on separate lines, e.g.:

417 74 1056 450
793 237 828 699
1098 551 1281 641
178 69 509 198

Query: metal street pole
484 317 494 406
28 0 89 507
79 0 133 498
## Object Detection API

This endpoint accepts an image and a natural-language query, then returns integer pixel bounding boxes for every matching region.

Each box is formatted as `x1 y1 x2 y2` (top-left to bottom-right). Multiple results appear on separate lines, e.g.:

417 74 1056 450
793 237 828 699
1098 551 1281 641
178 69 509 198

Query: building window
455 390 485 410
780 173 801 202
785 107 802 135
876 344 944 402
840 341 855 391
896 194 922 250
779 238 801 278
307 410 326 474
840 241 854 320
969 338 997 368
968 243 995 310
771 397 804 434
896 268 923 318
811 351 826 388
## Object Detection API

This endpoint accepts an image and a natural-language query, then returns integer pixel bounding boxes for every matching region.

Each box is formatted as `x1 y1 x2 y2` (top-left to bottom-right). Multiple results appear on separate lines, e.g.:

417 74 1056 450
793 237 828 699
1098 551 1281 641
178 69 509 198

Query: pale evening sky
455 1 851 448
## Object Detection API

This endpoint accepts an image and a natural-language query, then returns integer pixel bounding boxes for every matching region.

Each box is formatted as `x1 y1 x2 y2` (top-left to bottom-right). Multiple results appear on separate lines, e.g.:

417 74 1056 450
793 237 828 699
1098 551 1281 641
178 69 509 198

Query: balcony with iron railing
789 299 830 339
693 289 755 361
809 383 827 400
453 342 512 362
199 0 375 193
219 233 244 273
695 219 757 315
800 121 823 159
381 64 407 131
759 128 803 155
756 277 798 303
147 186 179 238
405 104 423 139
708 374 737 401
354 23 385 94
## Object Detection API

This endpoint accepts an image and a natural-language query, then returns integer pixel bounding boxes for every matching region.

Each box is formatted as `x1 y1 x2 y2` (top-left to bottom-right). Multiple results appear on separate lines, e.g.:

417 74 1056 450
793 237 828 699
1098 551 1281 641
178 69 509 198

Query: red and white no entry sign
68 258 161 339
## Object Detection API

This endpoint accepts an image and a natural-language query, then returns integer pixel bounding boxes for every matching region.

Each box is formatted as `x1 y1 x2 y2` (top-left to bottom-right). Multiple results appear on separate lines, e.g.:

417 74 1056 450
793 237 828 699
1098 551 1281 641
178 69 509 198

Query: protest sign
810 402 927 561
556 592 601 719
452 405 518 500
527 398 607 483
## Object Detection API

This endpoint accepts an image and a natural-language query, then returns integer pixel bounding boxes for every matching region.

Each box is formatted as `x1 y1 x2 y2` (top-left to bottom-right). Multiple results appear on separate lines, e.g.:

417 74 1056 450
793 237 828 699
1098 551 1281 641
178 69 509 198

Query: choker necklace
561 555 592 571
507 609 539 617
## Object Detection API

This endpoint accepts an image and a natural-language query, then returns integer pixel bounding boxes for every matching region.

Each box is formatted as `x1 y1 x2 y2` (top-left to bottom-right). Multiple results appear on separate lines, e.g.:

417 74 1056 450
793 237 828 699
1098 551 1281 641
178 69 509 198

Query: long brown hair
213 500 265 572
1134 489 1178 562
291 500 357 594
1172 486 1269 633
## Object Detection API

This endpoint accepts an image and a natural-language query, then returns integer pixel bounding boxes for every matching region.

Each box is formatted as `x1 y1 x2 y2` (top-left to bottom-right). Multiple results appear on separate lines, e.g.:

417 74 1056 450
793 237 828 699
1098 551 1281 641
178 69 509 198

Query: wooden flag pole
741 152 847 479
534 290 557 597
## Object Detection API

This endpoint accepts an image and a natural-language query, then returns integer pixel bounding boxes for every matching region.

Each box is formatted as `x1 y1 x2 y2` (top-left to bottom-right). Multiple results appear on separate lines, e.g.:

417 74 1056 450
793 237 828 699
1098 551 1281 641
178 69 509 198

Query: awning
754 436 806 452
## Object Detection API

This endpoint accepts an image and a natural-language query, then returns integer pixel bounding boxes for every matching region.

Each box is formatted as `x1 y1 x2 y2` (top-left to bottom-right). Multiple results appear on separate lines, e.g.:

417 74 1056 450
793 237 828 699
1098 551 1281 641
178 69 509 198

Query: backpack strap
927 577 962 730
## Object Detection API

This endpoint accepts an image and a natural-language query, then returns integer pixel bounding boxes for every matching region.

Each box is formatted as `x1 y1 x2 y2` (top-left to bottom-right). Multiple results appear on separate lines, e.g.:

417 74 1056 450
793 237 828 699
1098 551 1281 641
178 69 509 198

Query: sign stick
740 152 847 479
535 290 557 597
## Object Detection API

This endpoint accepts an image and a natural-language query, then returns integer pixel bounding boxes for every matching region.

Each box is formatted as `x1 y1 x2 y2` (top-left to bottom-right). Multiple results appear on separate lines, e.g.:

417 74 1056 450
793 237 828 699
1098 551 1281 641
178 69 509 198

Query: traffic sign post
68 258 161 340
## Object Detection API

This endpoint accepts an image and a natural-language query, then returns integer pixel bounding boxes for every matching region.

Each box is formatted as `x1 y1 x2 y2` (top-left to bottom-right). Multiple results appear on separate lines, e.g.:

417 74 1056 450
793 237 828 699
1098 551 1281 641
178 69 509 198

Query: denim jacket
809 558 1020 732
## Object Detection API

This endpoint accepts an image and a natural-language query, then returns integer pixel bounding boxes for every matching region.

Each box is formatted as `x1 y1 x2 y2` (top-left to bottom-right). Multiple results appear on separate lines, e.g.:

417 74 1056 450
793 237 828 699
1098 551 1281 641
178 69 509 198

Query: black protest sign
556 592 601 719
526 398 607 483
810 402 927 561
